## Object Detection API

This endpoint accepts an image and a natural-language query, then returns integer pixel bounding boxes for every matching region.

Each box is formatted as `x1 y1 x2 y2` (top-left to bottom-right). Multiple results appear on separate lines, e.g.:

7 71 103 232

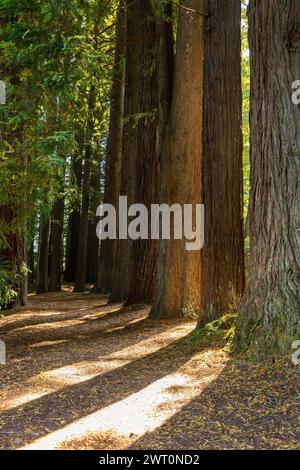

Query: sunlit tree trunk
235 0 300 357
151 0 204 319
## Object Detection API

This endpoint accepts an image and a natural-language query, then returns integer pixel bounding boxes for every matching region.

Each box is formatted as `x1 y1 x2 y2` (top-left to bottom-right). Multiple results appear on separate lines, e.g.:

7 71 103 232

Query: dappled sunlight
30 340 68 349
21 350 226 450
0 304 123 336
1 324 193 412
0 290 297 451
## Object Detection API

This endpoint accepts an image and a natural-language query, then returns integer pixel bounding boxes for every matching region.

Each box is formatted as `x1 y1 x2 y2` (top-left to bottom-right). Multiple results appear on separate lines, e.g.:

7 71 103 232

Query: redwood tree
64 146 83 283
86 159 101 284
96 0 126 294
198 0 245 327
110 0 170 303
49 193 64 292
151 0 204 319
235 0 300 357
74 86 96 292
126 1 174 305
36 199 50 294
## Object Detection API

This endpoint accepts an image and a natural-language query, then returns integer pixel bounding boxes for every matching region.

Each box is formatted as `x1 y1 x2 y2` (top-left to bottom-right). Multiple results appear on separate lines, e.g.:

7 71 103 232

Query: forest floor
0 286 299 450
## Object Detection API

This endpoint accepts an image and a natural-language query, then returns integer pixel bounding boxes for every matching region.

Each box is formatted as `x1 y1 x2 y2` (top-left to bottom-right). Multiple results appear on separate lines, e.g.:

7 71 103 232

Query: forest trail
0 288 298 450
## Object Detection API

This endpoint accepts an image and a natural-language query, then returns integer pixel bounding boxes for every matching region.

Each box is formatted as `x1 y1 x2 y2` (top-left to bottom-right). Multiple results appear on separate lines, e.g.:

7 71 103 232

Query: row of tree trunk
98 0 245 322
31 0 300 358
96 0 300 357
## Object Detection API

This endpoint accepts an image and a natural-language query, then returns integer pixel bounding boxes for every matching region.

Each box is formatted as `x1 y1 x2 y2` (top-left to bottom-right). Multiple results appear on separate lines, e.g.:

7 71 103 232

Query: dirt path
0 288 299 450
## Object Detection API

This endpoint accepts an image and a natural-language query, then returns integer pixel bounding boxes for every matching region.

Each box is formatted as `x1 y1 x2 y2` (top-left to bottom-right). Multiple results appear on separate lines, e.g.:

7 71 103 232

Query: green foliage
0 260 17 309
123 111 158 128
0 0 118 300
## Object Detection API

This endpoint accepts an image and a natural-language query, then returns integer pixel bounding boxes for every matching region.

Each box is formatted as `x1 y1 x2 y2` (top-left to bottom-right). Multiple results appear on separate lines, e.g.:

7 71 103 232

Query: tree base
235 289 300 358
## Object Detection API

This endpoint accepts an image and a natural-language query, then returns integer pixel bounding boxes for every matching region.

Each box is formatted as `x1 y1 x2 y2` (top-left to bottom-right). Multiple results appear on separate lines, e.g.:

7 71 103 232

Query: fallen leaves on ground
0 287 298 450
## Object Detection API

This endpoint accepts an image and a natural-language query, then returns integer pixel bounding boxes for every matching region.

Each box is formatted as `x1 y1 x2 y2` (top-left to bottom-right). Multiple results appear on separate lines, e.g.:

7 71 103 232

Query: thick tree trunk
49 195 64 292
126 2 174 305
235 0 300 357
197 0 245 327
36 208 50 294
96 0 126 294
74 87 96 292
110 0 174 304
64 151 83 283
109 0 143 302
150 0 204 319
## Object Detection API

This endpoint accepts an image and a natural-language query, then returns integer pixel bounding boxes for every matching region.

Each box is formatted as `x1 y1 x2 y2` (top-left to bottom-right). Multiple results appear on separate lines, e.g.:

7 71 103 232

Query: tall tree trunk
96 0 126 294
86 160 101 284
109 0 142 302
110 0 174 304
197 0 245 327
74 86 96 293
235 0 300 357
49 194 64 292
28 238 35 285
150 0 204 319
36 206 50 294
86 220 99 284
73 148 92 292
126 1 174 305
64 149 83 283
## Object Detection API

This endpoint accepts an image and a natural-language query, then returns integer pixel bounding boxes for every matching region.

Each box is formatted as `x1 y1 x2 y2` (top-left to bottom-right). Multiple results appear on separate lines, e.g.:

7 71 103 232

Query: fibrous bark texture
96 0 126 294
198 0 245 327
151 0 204 320
235 0 300 357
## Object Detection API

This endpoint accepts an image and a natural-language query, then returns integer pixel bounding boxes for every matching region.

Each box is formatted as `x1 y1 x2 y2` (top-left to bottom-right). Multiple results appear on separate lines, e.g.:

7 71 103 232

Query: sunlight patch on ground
3 305 124 337
1 325 193 412
42 325 192 383
30 340 67 349
21 352 226 450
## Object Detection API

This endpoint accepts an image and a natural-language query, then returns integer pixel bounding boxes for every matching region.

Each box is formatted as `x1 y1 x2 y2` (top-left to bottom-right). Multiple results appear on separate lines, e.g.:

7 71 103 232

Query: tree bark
110 0 175 304
235 0 300 357
86 160 101 284
64 149 83 283
109 0 143 302
95 0 126 293
49 194 64 292
126 1 174 305
151 0 204 319
36 205 50 294
74 86 96 292
197 0 245 327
